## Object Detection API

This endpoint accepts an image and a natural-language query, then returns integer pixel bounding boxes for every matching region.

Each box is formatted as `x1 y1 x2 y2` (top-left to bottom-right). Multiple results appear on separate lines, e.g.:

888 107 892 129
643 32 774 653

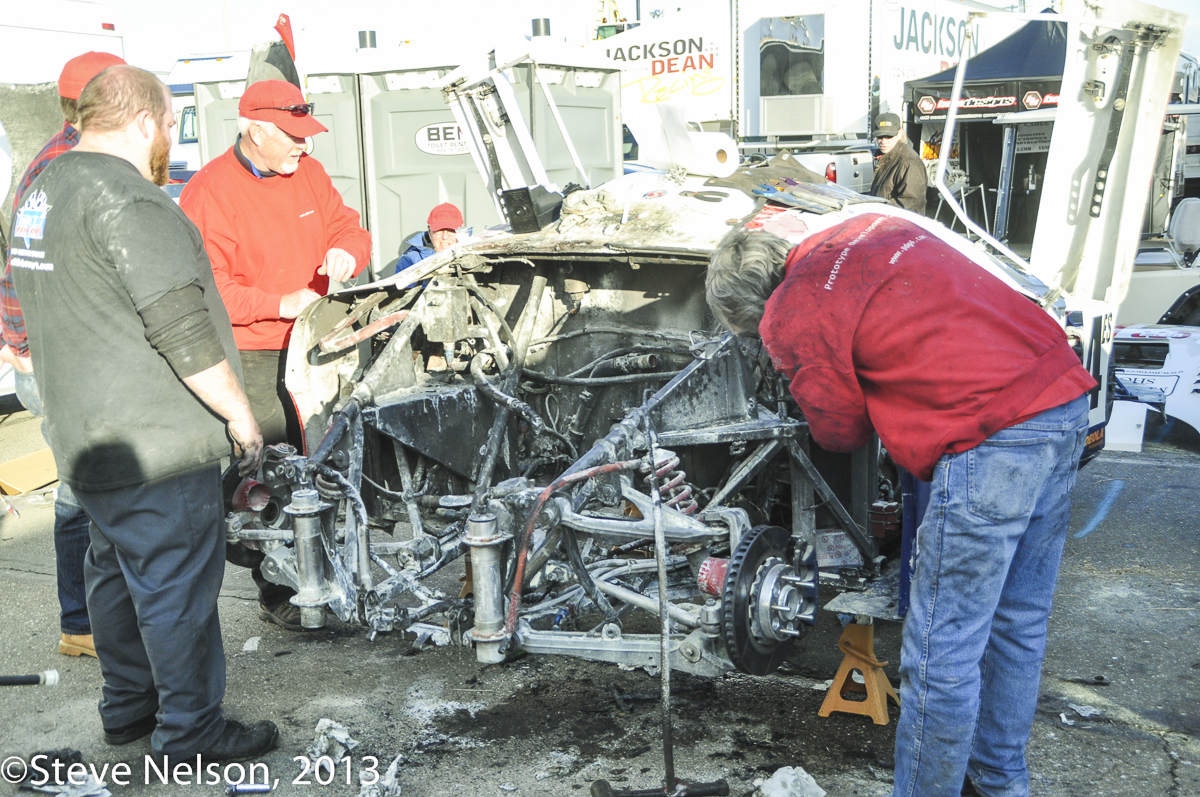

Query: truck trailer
588 0 1024 190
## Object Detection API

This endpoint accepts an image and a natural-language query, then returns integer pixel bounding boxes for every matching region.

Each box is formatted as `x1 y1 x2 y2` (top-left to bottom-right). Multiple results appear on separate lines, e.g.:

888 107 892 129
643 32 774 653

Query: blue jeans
892 395 1089 797
15 369 92 635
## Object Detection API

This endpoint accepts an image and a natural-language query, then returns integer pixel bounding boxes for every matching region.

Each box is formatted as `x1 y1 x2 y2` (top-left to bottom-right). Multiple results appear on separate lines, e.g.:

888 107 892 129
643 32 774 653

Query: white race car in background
1113 325 1200 435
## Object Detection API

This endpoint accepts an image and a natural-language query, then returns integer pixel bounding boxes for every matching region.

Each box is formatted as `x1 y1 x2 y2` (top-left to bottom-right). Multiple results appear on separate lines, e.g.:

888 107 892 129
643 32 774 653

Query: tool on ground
818 620 898 725
590 422 730 797
678 190 728 202
0 669 58 686
590 782 729 797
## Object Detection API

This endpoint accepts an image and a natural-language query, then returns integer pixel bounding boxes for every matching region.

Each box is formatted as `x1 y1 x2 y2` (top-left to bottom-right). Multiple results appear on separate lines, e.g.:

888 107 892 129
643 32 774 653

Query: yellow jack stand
460 555 474 598
818 622 899 725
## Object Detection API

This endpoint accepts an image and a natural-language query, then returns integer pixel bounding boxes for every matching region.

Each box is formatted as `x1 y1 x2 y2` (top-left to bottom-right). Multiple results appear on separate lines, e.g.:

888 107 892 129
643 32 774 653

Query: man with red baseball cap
394 202 465 274
181 79 370 630
1 49 126 661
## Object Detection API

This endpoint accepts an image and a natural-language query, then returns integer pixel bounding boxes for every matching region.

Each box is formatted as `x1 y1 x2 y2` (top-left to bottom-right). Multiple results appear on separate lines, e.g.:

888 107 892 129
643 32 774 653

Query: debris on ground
308 719 360 776
18 749 110 797
355 754 404 797
752 766 827 797
1068 703 1103 718
242 636 261 653
1059 713 1076 726
868 764 894 783
409 623 451 648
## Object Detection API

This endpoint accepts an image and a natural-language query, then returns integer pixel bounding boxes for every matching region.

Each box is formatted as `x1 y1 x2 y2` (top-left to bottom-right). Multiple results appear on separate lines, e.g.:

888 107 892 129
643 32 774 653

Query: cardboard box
0 447 58 495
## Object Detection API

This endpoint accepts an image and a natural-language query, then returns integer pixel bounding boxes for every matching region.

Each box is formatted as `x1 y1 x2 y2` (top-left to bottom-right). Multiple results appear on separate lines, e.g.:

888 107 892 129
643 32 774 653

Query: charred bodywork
219 165 911 676
222 0 1186 676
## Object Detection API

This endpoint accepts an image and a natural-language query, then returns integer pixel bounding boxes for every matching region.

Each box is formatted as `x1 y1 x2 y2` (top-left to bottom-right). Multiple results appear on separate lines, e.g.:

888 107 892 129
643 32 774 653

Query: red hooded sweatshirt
760 214 1096 481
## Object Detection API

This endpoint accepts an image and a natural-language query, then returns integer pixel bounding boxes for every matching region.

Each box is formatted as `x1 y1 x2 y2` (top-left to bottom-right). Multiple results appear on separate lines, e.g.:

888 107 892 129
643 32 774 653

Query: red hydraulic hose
504 458 643 635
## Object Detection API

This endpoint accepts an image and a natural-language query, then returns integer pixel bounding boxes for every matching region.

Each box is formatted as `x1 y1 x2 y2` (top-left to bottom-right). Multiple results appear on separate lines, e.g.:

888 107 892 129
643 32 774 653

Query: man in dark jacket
706 215 1095 797
869 113 927 214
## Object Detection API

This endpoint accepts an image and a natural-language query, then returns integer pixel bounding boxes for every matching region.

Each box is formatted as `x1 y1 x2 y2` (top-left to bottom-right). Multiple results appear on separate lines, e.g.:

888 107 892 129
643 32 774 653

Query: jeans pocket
967 434 1053 524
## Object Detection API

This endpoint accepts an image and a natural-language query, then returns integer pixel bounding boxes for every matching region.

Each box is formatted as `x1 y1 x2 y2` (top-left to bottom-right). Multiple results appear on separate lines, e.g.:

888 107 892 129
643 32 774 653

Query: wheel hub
721 525 819 675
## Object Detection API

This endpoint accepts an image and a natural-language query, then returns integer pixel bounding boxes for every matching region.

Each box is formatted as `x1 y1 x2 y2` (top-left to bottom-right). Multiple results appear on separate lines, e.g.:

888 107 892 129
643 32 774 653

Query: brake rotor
721 525 819 675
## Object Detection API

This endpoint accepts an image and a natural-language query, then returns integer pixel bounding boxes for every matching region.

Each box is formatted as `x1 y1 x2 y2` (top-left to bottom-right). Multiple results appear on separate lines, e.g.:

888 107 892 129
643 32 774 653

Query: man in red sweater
707 214 1095 797
181 79 370 630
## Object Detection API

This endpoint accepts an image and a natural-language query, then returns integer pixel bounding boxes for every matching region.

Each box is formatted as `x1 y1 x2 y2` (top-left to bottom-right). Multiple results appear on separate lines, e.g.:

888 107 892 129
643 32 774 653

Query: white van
165 54 249 177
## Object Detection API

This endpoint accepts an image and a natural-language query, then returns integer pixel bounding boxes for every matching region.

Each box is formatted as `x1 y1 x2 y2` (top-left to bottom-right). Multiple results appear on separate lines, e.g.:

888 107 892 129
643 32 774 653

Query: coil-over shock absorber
643 448 698 515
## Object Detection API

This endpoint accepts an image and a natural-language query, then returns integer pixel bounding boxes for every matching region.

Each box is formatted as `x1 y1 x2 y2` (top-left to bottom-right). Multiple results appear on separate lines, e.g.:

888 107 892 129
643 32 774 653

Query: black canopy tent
905 15 1067 123
902 14 1066 249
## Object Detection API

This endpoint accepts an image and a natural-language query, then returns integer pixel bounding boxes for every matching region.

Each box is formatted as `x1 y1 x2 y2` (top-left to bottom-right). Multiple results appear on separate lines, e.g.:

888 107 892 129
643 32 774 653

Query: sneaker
258 600 308 631
59 633 97 658
201 720 279 763
104 710 158 745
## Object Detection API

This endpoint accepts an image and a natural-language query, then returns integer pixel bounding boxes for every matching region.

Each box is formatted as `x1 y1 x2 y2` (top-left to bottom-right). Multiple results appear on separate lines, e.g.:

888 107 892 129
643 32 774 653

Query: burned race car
222 165 1049 677
221 0 1183 679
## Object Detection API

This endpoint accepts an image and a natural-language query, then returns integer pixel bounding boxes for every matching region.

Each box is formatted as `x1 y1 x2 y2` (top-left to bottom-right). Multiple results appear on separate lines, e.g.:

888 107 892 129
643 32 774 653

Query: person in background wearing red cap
1 50 125 661
181 79 370 631
394 202 464 273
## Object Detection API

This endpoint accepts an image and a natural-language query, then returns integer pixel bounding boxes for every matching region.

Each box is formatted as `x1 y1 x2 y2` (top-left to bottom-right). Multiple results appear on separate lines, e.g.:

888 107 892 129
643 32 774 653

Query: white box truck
589 0 1023 190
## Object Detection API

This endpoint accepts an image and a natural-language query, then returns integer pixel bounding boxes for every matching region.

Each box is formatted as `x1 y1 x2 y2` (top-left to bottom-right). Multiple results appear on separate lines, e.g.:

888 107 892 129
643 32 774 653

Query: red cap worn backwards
58 52 126 100
238 80 327 138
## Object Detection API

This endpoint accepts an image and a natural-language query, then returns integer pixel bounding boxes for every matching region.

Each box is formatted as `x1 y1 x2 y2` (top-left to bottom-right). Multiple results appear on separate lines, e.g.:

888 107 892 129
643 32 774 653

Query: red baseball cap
428 203 463 231
238 80 327 138
58 51 126 100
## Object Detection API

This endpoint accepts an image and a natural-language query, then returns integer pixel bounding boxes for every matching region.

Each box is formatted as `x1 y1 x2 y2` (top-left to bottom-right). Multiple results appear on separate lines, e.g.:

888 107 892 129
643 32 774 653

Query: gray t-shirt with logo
11 151 240 491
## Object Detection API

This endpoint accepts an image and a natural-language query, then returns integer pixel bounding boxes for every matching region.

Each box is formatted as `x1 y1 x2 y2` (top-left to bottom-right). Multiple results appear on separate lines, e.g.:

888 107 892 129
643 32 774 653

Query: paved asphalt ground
0 404 1197 797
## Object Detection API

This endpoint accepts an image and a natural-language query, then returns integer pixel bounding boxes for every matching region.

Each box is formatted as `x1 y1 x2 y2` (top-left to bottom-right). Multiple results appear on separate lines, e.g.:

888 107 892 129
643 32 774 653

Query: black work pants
239 348 301 448
238 348 299 606
75 464 227 755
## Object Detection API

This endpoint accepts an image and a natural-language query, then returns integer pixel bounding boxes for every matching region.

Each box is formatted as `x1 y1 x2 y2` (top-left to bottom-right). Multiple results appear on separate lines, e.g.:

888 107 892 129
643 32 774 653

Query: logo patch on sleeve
14 190 52 249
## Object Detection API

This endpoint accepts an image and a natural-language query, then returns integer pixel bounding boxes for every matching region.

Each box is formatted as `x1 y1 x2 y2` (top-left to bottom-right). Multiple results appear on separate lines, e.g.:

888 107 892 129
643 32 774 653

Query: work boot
201 720 279 763
104 711 157 745
258 600 309 631
59 633 96 658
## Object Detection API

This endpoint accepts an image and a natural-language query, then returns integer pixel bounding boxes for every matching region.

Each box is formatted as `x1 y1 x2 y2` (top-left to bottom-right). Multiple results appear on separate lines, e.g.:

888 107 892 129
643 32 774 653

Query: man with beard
1 50 125 660
869 112 927 214
181 79 370 631
11 65 278 761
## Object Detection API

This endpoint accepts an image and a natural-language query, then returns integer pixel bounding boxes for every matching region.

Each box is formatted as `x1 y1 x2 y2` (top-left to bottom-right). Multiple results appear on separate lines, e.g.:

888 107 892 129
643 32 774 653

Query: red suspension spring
644 448 698 515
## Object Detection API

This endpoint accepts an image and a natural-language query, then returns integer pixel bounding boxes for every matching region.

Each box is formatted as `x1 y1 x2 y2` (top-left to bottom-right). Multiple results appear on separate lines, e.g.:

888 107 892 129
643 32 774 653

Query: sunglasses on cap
254 103 315 116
